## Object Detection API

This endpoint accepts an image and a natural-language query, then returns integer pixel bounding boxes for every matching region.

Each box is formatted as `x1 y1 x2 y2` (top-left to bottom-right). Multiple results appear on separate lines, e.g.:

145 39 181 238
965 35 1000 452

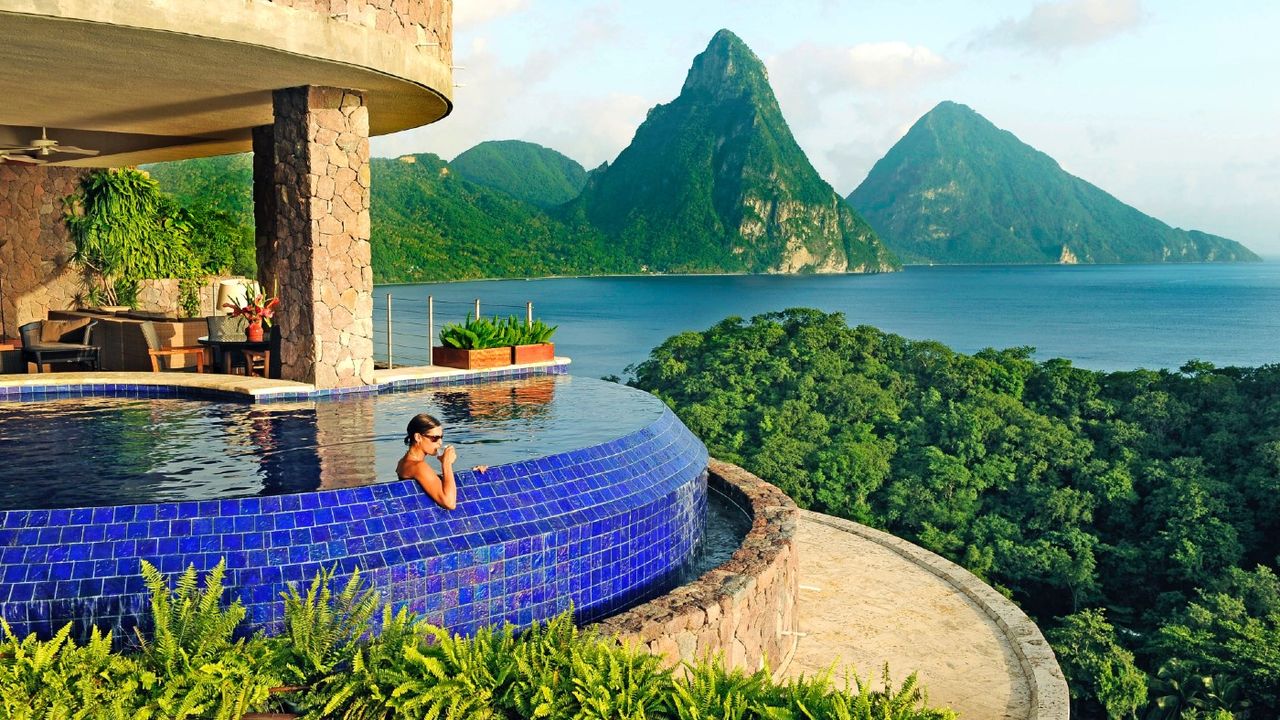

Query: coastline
374 258 1271 287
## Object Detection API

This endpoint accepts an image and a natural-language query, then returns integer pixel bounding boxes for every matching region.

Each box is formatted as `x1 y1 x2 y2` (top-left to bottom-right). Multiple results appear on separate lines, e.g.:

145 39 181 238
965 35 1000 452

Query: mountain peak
564 29 898 274
848 104 1259 265
681 28 769 98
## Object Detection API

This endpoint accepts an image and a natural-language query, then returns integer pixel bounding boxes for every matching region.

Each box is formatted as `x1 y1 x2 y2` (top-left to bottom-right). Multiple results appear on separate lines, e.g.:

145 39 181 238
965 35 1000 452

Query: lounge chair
18 319 100 372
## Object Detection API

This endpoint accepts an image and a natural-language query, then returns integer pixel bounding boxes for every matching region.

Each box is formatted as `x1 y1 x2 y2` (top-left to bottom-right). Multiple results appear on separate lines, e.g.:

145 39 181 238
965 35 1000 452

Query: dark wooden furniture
197 335 272 376
18 320 100 372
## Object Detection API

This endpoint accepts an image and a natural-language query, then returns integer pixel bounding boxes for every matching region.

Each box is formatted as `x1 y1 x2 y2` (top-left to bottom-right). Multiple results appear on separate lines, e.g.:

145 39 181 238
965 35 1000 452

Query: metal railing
371 294 538 369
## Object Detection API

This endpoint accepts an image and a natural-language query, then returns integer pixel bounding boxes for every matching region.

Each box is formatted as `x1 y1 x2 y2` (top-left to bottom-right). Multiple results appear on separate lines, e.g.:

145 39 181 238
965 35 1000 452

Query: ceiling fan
0 127 100 163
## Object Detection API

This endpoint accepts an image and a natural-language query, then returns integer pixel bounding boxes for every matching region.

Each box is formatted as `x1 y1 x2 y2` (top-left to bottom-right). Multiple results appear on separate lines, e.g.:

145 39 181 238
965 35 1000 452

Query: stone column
271 86 374 389
251 125 277 296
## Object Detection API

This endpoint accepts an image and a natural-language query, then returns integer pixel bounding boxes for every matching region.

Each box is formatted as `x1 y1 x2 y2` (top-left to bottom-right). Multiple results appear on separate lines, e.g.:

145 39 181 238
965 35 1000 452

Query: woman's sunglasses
424 432 443 442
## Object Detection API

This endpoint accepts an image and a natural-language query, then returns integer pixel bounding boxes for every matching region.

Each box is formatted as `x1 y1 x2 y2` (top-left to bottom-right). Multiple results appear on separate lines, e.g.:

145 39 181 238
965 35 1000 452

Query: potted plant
434 314 518 370
224 291 279 342
512 317 557 364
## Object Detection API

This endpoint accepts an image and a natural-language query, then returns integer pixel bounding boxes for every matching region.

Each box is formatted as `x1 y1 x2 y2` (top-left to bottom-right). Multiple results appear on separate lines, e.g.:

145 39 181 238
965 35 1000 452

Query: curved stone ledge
800 511 1069 720
594 459 800 675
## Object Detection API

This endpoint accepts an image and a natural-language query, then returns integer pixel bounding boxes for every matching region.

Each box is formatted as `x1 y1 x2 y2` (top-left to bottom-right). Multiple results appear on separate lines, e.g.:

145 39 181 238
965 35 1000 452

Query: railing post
428 295 434 366
385 293 393 370
474 297 481 320
526 301 533 328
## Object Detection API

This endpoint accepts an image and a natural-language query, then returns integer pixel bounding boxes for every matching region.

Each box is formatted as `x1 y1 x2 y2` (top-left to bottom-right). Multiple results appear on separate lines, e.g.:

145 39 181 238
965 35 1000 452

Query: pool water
685 485 753 580
0 376 665 511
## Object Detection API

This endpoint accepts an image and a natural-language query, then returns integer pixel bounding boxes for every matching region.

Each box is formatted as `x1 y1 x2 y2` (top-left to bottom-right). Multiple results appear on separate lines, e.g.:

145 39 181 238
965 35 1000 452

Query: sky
371 0 1280 255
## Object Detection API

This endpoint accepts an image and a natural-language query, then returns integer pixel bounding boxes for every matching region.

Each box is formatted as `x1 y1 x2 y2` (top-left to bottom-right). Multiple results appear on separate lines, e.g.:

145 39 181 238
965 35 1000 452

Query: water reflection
0 375 661 510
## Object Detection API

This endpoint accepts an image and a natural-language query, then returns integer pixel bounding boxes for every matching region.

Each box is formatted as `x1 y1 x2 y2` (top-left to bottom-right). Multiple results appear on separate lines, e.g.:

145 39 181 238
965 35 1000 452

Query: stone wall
266 0 452 62
272 85 374 388
0 165 89 339
595 459 800 674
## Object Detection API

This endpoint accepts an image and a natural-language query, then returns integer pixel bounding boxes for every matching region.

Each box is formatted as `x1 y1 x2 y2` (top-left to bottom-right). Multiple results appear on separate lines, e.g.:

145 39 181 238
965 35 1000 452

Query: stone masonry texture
595 459 801 674
272 85 375 389
0 165 90 339
265 0 453 63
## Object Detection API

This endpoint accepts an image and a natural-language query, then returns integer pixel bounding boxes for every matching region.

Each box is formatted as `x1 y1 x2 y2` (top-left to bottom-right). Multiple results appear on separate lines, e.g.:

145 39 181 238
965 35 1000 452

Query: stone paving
784 512 1034 720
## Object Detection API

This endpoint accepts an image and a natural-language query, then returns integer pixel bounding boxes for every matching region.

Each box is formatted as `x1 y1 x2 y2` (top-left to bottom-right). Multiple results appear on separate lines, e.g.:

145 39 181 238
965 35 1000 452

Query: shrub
440 314 558 349
0 562 952 719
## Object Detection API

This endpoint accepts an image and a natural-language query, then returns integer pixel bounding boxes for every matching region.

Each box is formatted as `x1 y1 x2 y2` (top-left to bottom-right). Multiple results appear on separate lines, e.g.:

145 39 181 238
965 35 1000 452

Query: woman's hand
472 465 488 473
438 445 457 466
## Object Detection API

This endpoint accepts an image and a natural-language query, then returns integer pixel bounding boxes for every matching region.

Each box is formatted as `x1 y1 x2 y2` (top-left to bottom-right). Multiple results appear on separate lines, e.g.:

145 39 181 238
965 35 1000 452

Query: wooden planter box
433 345 512 370
512 343 555 364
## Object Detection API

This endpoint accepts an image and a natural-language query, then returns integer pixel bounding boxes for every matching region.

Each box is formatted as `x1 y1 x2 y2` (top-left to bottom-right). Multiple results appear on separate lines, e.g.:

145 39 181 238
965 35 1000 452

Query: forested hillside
144 153 636 282
141 154 256 277
848 102 1260 265
450 140 587 209
563 29 898 274
630 309 1280 719
371 154 632 281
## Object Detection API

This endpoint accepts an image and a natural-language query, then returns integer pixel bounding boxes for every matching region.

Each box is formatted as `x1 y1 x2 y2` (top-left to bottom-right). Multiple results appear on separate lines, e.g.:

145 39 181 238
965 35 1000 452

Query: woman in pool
397 413 486 510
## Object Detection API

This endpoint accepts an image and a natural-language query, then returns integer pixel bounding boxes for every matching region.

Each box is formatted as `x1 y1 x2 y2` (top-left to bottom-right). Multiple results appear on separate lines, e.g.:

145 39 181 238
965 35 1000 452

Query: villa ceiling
0 10 452 167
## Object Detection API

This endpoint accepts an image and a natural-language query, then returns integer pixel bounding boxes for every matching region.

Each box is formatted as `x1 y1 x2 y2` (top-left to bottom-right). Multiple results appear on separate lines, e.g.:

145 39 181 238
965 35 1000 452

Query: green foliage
440 314 558 349
274 566 380 688
0 562 952 719
143 153 257 277
848 101 1260 264
629 308 1280 718
1049 610 1148 719
63 168 206 307
451 139 588 209
519 318 558 345
372 153 636 282
0 621 135 719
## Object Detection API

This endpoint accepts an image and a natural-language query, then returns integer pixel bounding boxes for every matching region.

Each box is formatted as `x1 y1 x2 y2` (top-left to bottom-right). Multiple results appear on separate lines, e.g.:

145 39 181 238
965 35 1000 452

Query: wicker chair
19 320 100 372
205 315 248 374
140 321 206 373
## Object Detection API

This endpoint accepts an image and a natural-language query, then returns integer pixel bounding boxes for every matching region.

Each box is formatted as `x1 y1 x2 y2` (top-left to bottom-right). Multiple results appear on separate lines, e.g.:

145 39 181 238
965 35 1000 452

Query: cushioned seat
19 320 100 372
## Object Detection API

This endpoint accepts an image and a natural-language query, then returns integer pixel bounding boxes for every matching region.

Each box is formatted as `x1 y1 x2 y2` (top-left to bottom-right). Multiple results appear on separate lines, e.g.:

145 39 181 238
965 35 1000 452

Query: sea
373 262 1280 381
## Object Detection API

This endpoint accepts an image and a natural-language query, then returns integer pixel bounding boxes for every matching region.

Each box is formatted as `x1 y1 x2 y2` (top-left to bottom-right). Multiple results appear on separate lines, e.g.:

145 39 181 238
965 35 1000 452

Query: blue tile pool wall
0 407 707 641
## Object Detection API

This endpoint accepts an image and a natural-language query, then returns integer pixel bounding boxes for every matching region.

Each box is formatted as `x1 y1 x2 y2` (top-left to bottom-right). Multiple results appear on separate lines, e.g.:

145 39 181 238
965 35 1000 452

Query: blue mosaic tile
0 375 705 642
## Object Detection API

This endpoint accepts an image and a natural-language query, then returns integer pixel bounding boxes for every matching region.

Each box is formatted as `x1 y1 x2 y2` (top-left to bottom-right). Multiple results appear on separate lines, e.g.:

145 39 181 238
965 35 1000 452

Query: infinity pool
0 372 712 640
0 375 662 510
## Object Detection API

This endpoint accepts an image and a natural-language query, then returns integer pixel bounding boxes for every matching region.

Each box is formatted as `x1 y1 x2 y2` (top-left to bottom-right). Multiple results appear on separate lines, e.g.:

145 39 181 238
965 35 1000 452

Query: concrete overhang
0 0 453 167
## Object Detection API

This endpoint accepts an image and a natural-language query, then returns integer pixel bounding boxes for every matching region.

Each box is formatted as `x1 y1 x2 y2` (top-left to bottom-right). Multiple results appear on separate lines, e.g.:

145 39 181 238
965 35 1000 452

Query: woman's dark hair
404 413 441 446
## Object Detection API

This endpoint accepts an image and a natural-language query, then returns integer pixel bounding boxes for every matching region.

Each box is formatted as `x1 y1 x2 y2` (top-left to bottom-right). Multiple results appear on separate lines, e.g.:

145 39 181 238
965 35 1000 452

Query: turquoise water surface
374 263 1280 380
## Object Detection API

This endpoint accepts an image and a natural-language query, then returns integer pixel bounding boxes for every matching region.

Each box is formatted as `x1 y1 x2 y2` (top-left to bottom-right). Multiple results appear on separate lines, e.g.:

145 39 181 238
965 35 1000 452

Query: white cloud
526 93 654 168
370 21 650 168
453 0 530 28
773 41 952 95
972 0 1146 56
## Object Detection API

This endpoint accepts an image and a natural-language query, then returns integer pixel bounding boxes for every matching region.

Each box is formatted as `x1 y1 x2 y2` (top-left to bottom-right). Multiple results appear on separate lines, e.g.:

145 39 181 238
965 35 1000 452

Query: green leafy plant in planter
512 317 558 364
439 314 517 350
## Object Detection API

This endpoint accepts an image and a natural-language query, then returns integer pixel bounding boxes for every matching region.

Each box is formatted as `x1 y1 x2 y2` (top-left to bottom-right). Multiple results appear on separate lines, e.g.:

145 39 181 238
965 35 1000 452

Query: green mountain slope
145 153 634 282
370 153 631 281
450 140 587 209
848 101 1259 264
563 29 898 274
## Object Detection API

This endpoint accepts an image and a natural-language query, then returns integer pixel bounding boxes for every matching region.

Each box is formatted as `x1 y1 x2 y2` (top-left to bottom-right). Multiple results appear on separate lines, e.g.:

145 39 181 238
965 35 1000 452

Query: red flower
224 293 280 327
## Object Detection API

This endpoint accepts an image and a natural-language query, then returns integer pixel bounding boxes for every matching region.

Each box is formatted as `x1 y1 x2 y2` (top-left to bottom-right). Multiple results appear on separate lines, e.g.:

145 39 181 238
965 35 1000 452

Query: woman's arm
414 448 457 510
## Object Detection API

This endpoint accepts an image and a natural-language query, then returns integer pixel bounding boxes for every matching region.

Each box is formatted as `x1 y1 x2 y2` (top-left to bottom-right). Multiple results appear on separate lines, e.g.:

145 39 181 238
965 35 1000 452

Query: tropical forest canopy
450 139 588 209
629 309 1280 720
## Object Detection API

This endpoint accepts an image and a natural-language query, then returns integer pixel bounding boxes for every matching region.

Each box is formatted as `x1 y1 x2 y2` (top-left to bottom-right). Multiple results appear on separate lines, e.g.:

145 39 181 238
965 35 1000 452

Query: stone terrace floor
783 511 1033 720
